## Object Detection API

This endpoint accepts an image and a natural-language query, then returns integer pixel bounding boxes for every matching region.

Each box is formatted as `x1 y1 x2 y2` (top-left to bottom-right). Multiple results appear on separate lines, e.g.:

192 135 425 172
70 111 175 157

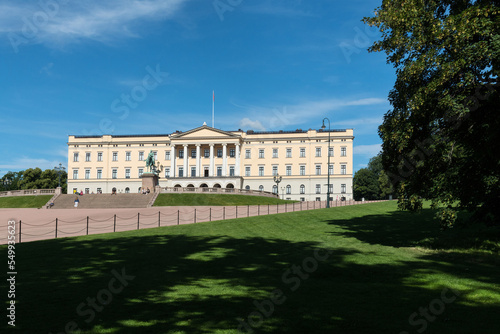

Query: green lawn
154 193 296 206
2 201 500 333
0 195 52 208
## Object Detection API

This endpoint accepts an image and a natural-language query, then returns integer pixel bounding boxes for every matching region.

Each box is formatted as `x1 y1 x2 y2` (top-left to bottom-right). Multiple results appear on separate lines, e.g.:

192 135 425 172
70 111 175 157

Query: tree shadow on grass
3 218 500 334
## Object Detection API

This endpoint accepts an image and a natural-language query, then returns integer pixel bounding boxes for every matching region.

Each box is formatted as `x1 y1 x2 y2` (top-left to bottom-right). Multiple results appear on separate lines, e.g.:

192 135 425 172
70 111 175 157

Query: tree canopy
354 153 394 200
364 0 499 227
2 168 67 193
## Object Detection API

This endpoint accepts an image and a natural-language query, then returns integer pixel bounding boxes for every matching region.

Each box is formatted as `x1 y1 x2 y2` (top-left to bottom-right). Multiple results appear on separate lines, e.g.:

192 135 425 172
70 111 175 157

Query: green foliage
354 153 394 200
2 168 67 193
354 168 380 200
364 0 500 224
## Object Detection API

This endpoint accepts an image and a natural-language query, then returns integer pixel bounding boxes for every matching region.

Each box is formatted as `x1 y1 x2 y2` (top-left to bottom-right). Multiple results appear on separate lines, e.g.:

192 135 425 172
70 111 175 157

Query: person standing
74 196 79 208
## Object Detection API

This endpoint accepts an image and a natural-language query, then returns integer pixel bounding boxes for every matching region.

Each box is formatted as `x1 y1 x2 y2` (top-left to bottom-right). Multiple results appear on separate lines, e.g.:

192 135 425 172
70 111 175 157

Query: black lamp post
3 178 12 191
54 163 66 188
322 118 331 208
273 174 282 198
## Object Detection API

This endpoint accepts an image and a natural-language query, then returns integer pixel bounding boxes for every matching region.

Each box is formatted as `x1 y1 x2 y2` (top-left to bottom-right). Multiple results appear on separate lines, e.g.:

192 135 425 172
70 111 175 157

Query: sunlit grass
1 201 499 333
0 195 52 208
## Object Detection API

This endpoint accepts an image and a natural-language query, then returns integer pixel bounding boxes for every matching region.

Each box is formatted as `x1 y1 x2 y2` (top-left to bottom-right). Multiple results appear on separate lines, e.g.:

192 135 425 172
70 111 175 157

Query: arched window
286 185 291 194
245 185 250 190
125 187 130 193
300 184 305 194
272 185 278 194
259 185 264 192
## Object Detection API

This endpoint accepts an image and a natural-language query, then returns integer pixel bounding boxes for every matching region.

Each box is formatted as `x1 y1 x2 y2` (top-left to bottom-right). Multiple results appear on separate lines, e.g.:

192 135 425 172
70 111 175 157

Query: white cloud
1 0 190 48
354 144 381 157
239 118 266 131
233 97 387 131
0 157 65 172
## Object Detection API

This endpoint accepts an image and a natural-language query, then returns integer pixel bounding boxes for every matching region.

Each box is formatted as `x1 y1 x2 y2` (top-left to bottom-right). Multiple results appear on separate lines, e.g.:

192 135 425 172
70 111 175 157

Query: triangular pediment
170 125 240 140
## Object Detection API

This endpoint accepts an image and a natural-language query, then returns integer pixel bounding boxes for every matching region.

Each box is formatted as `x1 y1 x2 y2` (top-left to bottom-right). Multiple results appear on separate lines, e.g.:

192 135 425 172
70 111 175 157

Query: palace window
97 152 103 162
217 149 223 158
191 167 196 177
112 169 117 179
229 166 235 176
316 165 321 175
179 150 184 159
85 153 91 162
138 169 143 177
73 170 78 179
259 149 265 159
245 166 251 177
286 148 292 158
165 151 170 160
204 149 210 158
286 185 291 194
165 168 170 178
230 148 235 157
329 147 334 157
300 184 305 194
272 166 278 176
341 164 347 175
139 151 144 161
341 184 347 194
191 149 196 158
341 147 347 157
286 165 292 176
112 152 118 161
97 170 102 179
273 148 278 158
245 149 251 159
125 152 131 161
125 169 130 179
217 166 222 176
300 165 306 176
259 166 264 176
73 152 79 162
300 148 306 158
329 164 334 175
315 147 321 157
85 170 90 179
178 167 184 177
316 184 321 194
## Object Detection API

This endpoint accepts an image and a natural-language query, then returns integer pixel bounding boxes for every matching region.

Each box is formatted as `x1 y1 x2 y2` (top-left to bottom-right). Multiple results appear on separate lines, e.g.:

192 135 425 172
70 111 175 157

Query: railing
161 187 279 198
0 189 56 197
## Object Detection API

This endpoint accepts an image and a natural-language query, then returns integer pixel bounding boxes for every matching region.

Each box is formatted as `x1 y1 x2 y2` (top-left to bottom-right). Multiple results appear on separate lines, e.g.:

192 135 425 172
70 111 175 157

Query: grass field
154 193 296 206
2 201 500 333
0 195 52 208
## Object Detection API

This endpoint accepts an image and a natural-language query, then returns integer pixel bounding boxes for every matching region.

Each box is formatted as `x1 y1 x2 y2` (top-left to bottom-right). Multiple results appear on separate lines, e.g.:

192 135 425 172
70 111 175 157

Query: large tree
354 153 394 200
364 0 499 227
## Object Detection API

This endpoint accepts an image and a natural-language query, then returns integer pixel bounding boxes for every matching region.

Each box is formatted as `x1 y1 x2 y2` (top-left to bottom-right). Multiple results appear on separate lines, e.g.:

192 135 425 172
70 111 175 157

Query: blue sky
0 0 395 176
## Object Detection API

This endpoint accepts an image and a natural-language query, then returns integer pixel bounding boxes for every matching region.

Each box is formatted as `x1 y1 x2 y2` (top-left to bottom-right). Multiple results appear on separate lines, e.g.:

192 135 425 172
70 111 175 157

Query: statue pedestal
141 173 159 192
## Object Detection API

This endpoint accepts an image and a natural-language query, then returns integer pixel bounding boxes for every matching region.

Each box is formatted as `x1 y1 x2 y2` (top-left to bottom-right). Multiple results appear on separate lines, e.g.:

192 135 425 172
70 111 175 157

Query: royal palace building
67 124 354 201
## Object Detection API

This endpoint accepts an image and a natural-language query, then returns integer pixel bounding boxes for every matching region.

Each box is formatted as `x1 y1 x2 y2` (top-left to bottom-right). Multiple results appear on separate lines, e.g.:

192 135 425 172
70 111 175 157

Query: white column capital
183 144 189 147
195 143 201 147
209 143 215 147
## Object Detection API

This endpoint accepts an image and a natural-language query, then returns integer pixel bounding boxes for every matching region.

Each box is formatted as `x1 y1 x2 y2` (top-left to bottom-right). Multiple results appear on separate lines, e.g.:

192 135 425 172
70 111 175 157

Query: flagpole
212 90 215 128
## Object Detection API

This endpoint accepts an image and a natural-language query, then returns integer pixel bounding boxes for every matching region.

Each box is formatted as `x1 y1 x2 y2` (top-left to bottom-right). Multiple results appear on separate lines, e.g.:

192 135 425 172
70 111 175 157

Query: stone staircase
51 193 155 209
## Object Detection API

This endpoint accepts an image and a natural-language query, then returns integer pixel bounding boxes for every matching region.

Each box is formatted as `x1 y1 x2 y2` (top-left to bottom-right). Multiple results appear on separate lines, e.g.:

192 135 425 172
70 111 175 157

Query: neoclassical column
196 144 201 177
235 143 240 176
183 144 188 177
209 144 215 177
170 144 176 177
222 143 227 177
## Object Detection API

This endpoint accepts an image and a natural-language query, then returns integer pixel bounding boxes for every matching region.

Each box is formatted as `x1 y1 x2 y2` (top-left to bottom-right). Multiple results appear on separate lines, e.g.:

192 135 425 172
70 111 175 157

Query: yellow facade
67 124 354 200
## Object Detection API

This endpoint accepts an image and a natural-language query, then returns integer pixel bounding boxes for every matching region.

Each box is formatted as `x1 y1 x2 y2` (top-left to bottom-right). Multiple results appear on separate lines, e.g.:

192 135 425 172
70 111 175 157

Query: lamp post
54 163 66 188
273 174 282 199
3 178 12 191
322 118 331 208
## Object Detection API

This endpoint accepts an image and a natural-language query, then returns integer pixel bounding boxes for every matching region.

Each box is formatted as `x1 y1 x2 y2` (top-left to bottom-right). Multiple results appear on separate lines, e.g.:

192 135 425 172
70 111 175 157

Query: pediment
171 125 240 140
